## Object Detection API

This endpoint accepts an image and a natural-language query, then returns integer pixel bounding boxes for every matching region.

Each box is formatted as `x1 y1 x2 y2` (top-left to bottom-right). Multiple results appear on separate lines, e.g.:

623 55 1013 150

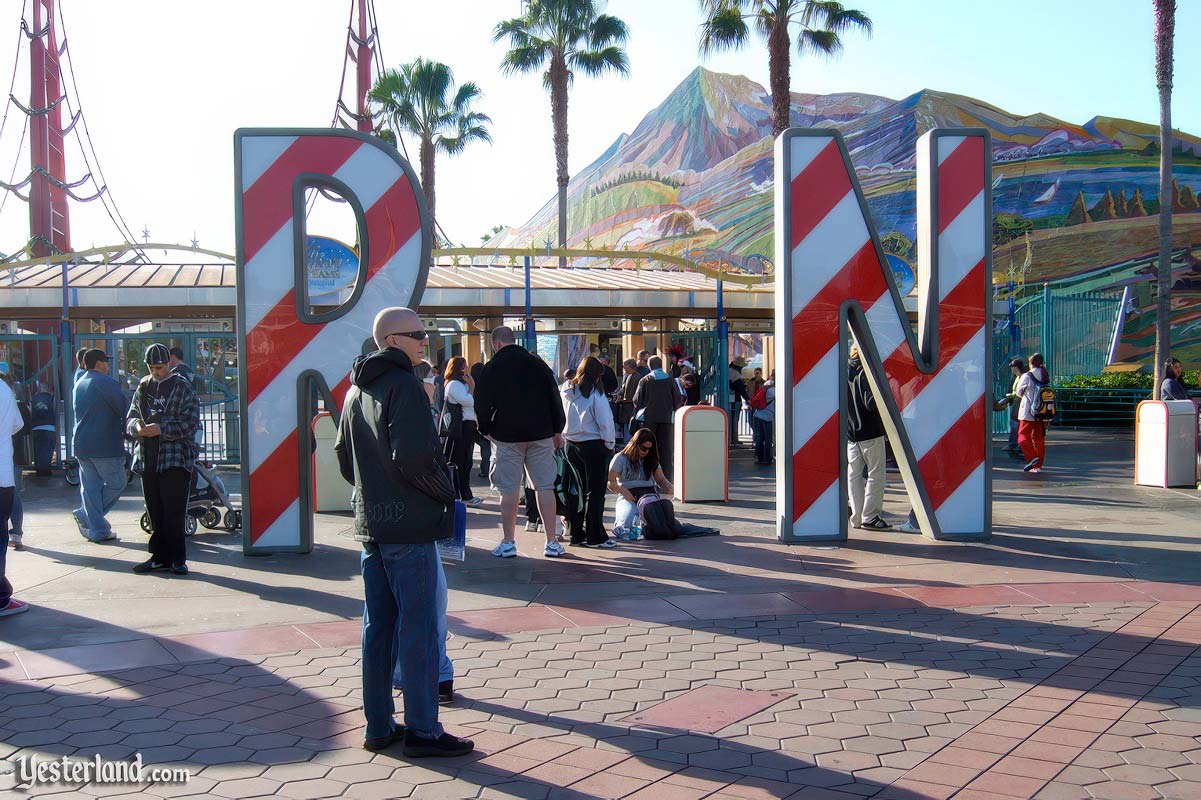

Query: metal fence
1 331 240 466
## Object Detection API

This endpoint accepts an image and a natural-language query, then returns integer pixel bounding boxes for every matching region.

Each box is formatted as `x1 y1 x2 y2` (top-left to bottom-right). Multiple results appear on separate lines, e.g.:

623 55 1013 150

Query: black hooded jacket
335 347 455 544
847 357 886 443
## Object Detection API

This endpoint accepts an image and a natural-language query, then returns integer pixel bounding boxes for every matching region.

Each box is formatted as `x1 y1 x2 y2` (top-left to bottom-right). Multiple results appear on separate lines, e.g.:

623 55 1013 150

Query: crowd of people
0 342 202 619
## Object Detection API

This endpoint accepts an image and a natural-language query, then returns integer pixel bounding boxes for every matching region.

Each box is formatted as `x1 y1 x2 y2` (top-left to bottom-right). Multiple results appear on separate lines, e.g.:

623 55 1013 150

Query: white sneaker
8 533 21 549
491 541 518 558
464 497 484 508
524 521 541 532
544 541 565 558
898 521 921 534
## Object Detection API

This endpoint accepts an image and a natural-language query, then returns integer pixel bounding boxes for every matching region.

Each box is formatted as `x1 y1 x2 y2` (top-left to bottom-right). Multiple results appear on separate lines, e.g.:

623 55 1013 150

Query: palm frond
437 122 493 156
571 45 629 77
588 13 629 49
451 82 484 116
797 27 841 57
500 42 551 75
699 6 751 55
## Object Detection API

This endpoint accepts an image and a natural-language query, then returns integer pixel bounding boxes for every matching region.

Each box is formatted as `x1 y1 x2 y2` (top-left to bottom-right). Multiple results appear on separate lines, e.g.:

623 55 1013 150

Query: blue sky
0 0 1195 256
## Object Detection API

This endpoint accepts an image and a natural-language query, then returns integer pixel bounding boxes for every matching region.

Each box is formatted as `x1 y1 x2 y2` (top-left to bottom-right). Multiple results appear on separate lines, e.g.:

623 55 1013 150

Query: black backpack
637 494 680 540
553 449 584 517
1030 376 1057 421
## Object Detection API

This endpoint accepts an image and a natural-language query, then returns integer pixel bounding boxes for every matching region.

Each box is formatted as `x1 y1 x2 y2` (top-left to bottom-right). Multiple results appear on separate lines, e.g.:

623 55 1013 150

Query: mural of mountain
495 67 1201 295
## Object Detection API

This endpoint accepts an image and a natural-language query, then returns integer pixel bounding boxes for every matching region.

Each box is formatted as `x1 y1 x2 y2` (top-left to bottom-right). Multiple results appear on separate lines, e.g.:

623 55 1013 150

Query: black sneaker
363 723 406 752
170 562 189 575
858 516 892 531
438 680 455 705
403 731 474 758
1023 457 1042 472
132 559 168 574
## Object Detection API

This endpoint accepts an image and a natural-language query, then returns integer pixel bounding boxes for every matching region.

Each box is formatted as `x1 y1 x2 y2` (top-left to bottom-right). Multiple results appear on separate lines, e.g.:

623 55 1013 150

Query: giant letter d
775 128 991 542
234 129 431 554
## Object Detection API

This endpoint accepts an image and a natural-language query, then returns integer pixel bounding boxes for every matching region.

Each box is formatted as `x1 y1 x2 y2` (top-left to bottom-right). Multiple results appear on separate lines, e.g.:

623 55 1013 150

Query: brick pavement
3 600 1201 799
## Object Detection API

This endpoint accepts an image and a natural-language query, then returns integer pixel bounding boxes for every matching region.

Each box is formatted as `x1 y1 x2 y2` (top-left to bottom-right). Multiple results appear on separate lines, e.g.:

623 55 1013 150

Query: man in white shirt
0 375 29 616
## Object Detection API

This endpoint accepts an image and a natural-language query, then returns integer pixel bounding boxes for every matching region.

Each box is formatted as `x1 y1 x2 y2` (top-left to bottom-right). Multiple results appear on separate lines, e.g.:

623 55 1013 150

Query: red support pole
355 0 372 133
27 0 70 258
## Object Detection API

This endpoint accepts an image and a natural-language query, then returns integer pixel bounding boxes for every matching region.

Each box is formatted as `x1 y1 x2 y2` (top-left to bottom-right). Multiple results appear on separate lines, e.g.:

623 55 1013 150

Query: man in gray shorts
474 327 566 558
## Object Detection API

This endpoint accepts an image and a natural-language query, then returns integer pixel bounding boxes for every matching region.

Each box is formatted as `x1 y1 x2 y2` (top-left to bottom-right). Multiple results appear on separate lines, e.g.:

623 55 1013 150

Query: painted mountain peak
495 68 1201 291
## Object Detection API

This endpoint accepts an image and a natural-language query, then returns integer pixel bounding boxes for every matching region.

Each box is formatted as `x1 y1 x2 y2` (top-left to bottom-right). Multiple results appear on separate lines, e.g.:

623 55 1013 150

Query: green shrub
1056 371 1200 389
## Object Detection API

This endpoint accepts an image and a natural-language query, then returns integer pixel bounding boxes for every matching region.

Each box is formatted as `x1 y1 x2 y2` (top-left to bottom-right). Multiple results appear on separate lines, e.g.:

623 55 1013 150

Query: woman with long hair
607 428 673 538
442 357 483 506
560 356 616 547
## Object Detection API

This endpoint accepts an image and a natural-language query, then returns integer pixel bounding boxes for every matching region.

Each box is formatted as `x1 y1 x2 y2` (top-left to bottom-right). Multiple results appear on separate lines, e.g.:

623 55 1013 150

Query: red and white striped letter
234 129 431 554
774 128 991 541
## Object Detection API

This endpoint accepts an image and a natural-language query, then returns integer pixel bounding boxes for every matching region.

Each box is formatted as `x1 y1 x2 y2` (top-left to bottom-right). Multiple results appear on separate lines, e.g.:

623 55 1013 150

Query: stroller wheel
140 512 153 534
200 507 222 529
224 509 239 531
184 515 197 537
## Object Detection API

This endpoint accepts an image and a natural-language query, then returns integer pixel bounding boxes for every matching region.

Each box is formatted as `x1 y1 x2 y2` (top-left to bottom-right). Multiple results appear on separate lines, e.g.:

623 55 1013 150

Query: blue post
61 258 73 461
716 278 730 419
1006 280 1019 355
1041 282 1053 364
523 256 535 351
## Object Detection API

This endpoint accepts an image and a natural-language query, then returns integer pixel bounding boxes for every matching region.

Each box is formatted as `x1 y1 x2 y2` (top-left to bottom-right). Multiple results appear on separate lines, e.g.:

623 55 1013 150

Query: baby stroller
139 460 242 536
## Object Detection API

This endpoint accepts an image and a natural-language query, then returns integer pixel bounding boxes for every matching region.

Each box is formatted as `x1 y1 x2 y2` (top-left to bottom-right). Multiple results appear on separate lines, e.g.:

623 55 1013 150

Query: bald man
473 325 566 558
335 306 472 757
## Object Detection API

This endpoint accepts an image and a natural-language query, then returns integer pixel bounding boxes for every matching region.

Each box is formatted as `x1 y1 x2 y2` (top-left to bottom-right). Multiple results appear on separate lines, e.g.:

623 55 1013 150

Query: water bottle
631 519 642 540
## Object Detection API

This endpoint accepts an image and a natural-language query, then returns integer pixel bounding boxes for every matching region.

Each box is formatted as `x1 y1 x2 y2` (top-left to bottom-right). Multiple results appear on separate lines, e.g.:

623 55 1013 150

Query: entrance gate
0 333 64 464
74 332 240 463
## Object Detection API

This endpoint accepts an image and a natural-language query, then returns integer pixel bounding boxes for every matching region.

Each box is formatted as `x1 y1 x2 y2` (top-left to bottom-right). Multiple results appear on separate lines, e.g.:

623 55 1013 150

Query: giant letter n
234 128 431 554
775 128 991 542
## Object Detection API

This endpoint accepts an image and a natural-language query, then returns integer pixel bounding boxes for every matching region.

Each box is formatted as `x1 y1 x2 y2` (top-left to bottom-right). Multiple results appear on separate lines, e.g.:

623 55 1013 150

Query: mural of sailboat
1033 177 1060 204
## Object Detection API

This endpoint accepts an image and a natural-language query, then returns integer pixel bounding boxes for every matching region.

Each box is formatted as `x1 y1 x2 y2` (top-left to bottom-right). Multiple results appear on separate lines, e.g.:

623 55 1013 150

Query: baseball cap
144 343 171 365
84 349 110 370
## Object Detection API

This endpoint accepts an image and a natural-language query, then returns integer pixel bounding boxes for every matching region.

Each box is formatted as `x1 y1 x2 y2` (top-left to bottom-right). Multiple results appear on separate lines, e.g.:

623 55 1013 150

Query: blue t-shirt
72 371 128 458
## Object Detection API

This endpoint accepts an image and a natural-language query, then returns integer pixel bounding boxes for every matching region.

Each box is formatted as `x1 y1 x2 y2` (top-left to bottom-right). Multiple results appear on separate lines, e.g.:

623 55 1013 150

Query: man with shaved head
335 306 473 758
474 325 566 558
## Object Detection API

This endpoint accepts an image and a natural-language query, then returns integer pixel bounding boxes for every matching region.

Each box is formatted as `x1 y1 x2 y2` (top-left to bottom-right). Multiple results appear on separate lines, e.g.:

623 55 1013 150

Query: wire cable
0 0 28 149
55 3 146 261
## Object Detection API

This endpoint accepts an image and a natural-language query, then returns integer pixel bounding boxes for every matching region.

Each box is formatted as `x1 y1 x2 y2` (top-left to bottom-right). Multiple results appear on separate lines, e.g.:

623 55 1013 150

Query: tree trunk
550 53 570 267
420 136 436 243
1152 0 1175 400
768 19 791 137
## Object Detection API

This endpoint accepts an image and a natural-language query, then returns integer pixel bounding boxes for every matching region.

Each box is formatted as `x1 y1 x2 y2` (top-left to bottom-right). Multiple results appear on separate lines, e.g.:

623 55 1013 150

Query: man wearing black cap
126 343 200 575
71 349 129 542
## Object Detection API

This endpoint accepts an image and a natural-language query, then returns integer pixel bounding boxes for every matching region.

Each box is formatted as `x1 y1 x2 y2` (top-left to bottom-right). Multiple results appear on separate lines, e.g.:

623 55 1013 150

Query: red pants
1017 420 1046 465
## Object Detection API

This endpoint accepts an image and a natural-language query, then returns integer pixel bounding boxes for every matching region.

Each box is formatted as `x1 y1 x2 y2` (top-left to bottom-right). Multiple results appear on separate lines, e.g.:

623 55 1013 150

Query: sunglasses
638 443 653 451
387 330 428 341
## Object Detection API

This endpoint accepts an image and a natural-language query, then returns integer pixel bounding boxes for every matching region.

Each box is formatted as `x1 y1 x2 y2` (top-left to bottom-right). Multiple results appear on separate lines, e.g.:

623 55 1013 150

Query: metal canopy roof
0 262 777 320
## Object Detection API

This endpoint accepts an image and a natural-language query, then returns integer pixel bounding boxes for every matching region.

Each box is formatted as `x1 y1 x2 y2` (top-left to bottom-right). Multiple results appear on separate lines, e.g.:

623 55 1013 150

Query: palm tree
1152 0 1175 399
699 1 872 136
494 0 630 261
369 58 491 236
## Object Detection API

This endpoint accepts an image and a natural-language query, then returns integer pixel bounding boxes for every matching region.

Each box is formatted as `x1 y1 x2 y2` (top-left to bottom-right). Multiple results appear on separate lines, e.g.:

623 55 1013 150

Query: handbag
437 464 467 563
553 448 585 517
438 399 464 443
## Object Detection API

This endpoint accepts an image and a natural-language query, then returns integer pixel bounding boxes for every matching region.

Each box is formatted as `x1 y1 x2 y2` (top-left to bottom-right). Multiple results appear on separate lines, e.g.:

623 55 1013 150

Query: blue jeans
75 456 128 540
752 416 774 463
0 486 12 606
361 541 443 740
32 430 55 474
10 467 21 536
394 554 454 687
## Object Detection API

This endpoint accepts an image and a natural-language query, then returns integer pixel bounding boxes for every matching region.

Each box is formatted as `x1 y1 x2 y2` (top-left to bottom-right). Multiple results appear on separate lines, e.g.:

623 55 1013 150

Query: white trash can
312 412 352 512
673 405 729 502
1135 399 1198 488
